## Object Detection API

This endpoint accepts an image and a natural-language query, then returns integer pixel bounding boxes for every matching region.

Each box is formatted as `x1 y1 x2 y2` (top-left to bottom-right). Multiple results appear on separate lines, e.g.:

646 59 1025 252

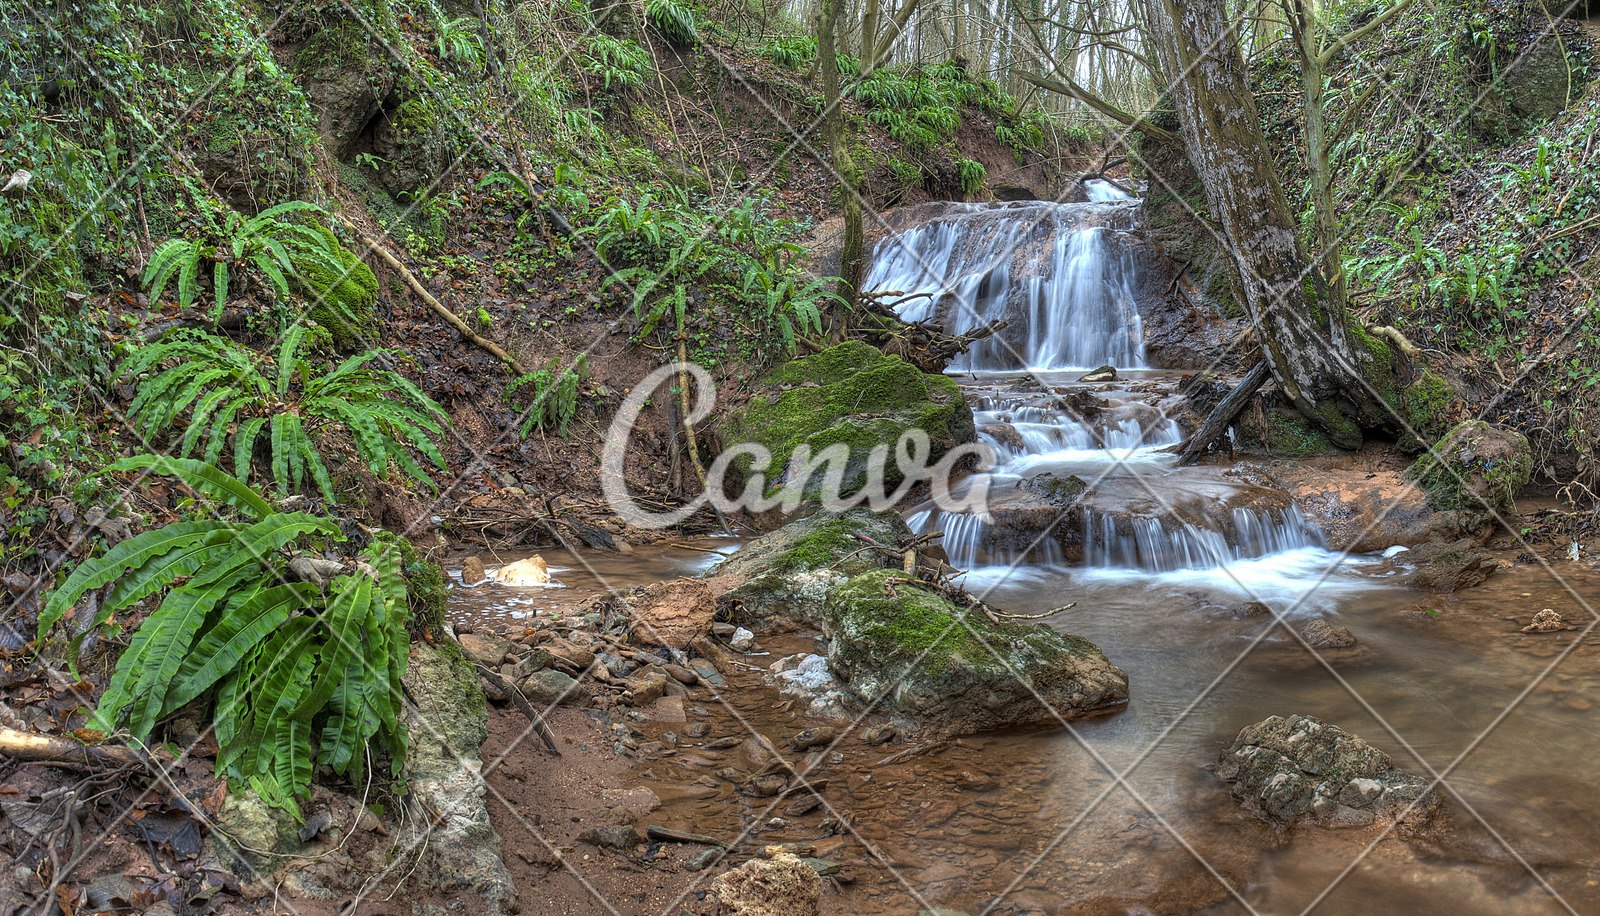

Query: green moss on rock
297 226 379 353
1400 370 1455 451
720 341 975 502
373 530 449 635
1407 420 1531 511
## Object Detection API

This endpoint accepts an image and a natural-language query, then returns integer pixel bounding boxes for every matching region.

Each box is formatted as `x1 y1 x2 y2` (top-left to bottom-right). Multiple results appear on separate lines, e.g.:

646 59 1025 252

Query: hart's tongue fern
39 456 411 819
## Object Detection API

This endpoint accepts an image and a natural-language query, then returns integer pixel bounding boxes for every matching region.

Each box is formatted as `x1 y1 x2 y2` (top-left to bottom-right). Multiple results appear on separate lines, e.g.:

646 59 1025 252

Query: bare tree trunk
1143 0 1394 448
820 0 866 305
1287 0 1345 313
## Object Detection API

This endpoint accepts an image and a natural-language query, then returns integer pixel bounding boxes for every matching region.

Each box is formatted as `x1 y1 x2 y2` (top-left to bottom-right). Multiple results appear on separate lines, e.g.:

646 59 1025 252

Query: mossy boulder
371 529 449 634
297 227 379 353
822 569 1128 736
1399 370 1455 452
1235 407 1333 457
1406 420 1531 511
719 341 975 503
713 508 913 631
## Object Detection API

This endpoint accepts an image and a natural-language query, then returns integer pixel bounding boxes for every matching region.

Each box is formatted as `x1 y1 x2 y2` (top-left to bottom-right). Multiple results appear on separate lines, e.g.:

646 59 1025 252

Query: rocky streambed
437 500 1600 916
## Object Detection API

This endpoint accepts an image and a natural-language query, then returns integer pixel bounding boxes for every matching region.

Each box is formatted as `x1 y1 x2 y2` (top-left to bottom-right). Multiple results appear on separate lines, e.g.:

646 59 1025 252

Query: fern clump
506 355 586 437
38 457 411 817
956 158 987 197
142 201 346 317
645 0 697 45
120 325 446 501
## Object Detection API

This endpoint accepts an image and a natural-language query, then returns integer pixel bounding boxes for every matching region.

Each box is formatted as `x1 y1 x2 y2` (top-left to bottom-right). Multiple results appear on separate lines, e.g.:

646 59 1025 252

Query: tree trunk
820 0 866 304
1287 0 1346 313
1143 0 1393 448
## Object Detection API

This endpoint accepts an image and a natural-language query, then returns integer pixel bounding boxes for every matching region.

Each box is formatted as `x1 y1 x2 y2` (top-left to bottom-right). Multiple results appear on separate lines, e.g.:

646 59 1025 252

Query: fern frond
164 582 321 712
38 521 233 636
104 455 274 518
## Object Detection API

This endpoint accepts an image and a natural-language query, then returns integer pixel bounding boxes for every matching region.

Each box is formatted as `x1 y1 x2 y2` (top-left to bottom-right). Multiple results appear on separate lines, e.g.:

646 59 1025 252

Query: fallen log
0 726 149 769
1163 360 1271 464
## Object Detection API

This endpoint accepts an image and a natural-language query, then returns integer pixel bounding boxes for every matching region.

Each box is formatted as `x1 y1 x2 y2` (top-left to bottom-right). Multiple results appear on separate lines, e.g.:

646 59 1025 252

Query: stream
447 182 1600 914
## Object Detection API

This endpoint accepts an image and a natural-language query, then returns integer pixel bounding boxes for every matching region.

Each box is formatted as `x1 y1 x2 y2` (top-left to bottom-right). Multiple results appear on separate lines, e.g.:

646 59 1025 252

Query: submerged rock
1522 609 1575 633
824 570 1128 736
1216 714 1441 834
1300 618 1356 649
460 556 488 586
1403 537 1498 593
717 340 976 503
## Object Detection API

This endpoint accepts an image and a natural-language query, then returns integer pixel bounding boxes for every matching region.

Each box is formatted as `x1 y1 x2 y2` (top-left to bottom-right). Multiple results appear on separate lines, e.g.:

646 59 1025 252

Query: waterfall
862 200 1146 371
1082 506 1325 573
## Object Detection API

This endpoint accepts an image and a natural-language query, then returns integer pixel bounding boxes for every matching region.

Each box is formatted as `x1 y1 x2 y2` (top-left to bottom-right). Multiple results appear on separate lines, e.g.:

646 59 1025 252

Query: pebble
684 723 710 738
860 725 897 746
730 627 758 651
791 726 835 750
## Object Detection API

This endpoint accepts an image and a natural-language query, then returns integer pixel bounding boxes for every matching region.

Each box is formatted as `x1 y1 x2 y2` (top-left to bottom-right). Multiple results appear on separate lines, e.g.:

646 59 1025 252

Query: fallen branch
988 602 1075 620
335 215 530 376
0 726 149 769
1162 361 1271 464
872 740 948 768
473 663 561 756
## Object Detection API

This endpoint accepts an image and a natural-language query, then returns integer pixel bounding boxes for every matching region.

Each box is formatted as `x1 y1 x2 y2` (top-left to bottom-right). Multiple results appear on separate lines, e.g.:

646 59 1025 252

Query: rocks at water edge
1216 714 1441 833
460 556 488 586
825 570 1128 735
1078 364 1118 382
1402 537 1498 593
622 578 717 649
715 507 915 631
1522 609 1575 633
493 555 550 585
710 851 823 916
1406 420 1531 512
713 511 1129 736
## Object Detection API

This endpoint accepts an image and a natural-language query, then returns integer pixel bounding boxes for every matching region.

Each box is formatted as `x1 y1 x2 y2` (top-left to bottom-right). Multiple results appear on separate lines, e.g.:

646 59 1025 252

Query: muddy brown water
448 538 1600 915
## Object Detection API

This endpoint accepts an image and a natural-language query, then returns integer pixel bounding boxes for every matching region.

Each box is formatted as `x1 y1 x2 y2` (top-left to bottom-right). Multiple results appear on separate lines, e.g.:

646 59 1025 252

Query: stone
791 727 835 751
823 569 1128 737
624 669 669 706
716 340 976 504
1215 714 1441 834
1078 364 1117 382
730 627 758 652
1522 609 1574 633
859 725 897 745
457 632 516 667
400 643 517 914
1406 420 1531 512
627 578 717 649
714 508 915 632
460 557 488 586
520 669 581 706
493 555 550 586
663 663 699 685
710 851 823 916
579 825 642 851
1300 618 1356 650
543 637 596 670
647 695 686 723
1404 538 1498 593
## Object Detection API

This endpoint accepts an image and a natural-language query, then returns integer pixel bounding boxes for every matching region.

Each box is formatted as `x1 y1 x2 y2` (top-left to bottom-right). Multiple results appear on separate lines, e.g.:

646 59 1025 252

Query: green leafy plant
505 355 587 436
737 265 838 351
38 456 409 818
645 0 697 45
762 36 816 69
119 325 447 501
142 201 345 317
956 158 986 197
583 34 650 89
436 16 486 68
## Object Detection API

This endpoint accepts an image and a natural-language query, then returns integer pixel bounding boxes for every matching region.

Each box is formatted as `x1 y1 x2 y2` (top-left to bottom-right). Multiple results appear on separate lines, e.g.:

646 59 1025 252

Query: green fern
142 201 345 318
39 457 409 819
120 326 447 501
956 158 986 197
436 16 485 68
506 355 586 437
645 0 697 45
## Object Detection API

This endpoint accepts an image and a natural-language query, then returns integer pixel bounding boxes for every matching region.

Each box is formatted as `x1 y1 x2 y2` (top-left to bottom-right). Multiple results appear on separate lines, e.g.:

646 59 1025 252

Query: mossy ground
1407 419 1532 510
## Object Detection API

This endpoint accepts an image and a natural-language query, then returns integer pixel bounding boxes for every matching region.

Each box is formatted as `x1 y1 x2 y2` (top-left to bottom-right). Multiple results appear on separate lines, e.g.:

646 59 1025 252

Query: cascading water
872 185 1333 587
862 199 1146 371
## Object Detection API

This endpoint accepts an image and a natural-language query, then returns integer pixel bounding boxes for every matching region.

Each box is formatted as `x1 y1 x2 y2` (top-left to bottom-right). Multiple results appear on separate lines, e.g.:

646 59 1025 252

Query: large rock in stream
1216 714 1442 834
711 511 1128 736
824 570 1128 734
718 341 975 503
